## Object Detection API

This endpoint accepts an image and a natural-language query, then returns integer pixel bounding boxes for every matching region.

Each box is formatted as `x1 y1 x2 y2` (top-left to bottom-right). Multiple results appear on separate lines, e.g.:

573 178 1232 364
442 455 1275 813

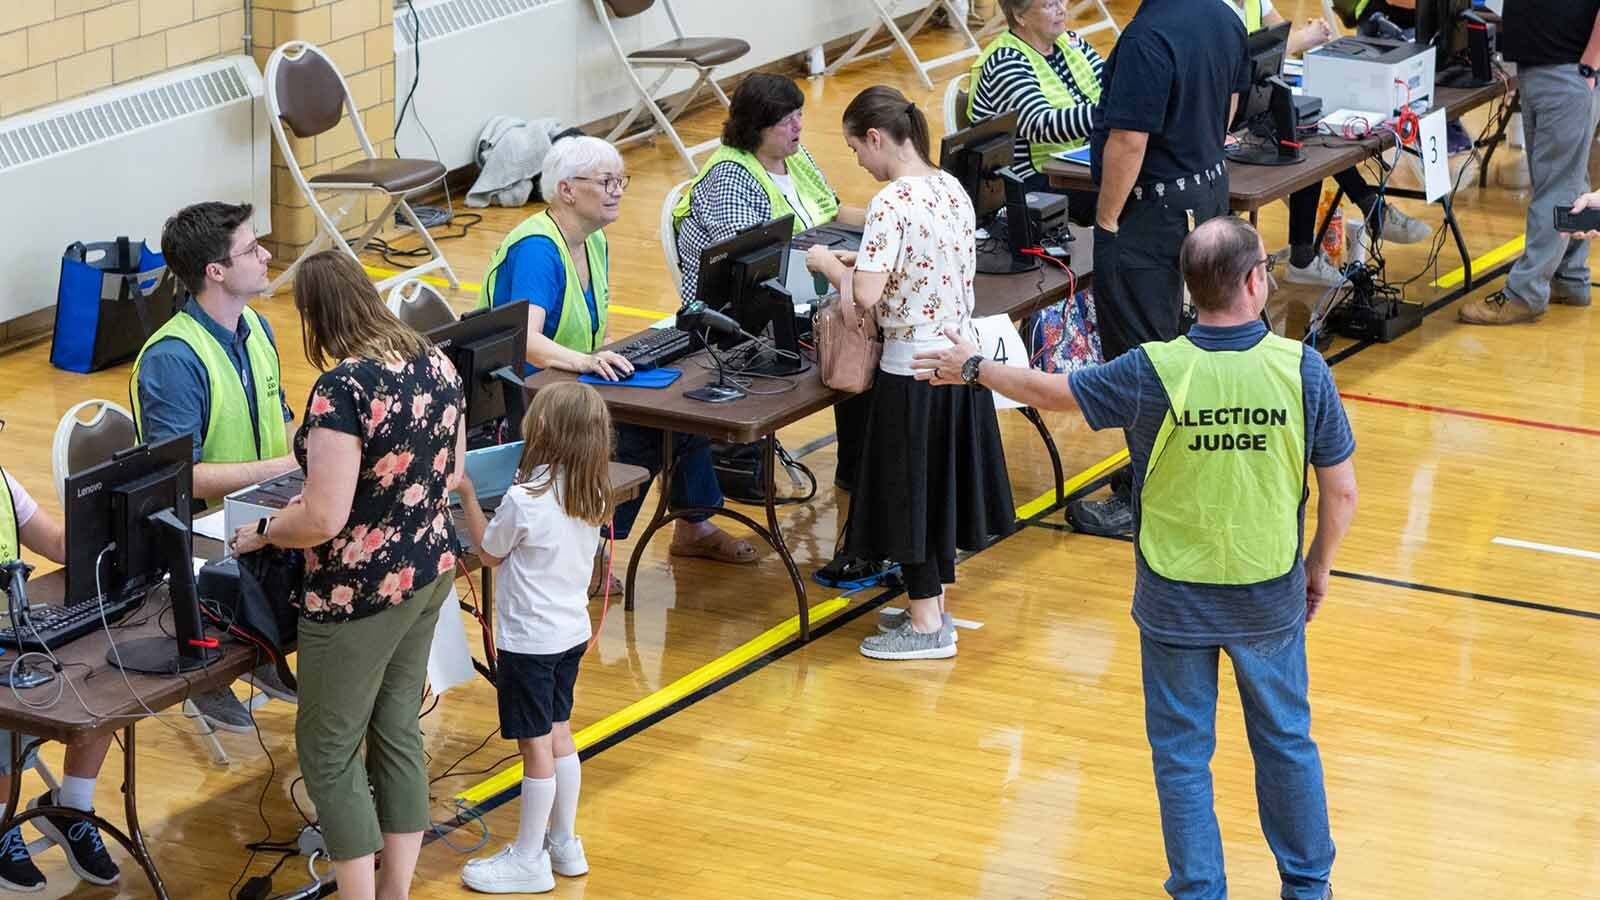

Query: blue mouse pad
579 367 683 389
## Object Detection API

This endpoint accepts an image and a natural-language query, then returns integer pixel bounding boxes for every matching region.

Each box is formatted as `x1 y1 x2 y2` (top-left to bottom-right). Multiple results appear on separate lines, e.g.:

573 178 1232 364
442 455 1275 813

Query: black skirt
844 372 1016 565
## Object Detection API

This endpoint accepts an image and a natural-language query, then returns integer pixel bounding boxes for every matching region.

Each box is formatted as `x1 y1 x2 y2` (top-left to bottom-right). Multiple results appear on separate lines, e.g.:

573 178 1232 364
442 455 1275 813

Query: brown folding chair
264 41 459 295
386 279 459 333
592 0 750 174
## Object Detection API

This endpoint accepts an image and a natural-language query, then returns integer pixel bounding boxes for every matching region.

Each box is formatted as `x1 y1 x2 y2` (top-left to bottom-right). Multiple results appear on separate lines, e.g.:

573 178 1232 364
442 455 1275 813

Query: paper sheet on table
427 587 477 696
193 508 228 543
970 314 1031 411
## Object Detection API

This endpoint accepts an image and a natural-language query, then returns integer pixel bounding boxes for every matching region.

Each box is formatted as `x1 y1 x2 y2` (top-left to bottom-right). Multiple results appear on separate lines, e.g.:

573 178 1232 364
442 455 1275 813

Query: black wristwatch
961 354 986 385
1581 63 1597 80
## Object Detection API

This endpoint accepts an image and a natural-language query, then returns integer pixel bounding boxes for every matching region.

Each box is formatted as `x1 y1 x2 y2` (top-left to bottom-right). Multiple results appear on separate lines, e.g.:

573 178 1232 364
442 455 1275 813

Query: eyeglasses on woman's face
572 174 630 196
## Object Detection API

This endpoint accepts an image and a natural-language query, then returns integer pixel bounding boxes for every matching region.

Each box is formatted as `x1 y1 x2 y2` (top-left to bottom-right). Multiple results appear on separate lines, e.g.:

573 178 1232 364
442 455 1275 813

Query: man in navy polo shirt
1072 0 1252 538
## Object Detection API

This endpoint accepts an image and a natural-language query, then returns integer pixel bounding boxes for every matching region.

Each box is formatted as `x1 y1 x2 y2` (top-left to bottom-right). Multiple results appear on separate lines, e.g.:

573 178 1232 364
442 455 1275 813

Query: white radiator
0 56 271 324
393 0 880 172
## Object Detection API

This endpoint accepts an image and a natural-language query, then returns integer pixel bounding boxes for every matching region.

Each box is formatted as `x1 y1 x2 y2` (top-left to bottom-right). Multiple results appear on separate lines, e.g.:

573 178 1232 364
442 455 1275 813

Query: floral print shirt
856 170 977 344
295 348 464 623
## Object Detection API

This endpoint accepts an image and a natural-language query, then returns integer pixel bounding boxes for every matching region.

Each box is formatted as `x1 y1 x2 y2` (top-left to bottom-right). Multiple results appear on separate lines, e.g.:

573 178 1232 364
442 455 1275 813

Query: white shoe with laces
1284 254 1347 287
461 845 554 894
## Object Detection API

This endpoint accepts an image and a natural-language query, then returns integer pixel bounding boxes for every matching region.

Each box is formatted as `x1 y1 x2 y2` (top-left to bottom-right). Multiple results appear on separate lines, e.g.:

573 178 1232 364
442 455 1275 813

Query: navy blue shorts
495 643 585 740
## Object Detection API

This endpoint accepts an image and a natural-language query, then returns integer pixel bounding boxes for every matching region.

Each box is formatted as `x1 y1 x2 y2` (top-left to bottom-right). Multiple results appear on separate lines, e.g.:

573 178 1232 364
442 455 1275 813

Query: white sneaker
1284 254 1347 287
1378 205 1432 244
461 846 554 894
546 835 589 877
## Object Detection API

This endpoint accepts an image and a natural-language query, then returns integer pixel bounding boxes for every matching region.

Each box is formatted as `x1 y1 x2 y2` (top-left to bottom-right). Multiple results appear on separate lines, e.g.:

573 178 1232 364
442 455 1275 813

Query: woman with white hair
479 136 756 595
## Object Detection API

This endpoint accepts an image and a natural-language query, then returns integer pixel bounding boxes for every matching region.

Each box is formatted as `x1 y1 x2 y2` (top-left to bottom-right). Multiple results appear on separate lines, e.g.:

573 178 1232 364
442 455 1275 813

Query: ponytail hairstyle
515 382 614 527
842 85 933 166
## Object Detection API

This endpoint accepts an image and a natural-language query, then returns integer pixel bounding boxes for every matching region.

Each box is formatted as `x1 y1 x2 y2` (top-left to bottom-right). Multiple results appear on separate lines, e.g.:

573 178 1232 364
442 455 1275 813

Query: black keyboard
0 593 144 652
615 328 693 371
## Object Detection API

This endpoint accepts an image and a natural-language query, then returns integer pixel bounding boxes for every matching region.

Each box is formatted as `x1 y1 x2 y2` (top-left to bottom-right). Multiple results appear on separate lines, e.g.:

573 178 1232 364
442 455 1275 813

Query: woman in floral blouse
807 86 1016 663
232 250 465 899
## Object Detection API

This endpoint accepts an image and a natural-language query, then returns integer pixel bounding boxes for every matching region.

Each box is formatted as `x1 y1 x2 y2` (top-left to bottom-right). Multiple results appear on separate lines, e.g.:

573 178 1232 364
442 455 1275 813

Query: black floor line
1329 570 1600 620
1021 524 1597 622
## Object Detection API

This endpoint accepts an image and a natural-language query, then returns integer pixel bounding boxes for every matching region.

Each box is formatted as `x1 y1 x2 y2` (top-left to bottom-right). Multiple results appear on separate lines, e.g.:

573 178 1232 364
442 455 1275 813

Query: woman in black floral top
232 251 464 898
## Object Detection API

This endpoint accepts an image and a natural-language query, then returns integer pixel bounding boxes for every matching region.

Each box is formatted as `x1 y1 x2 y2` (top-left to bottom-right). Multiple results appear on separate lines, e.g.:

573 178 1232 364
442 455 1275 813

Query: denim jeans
1141 626 1334 900
610 424 722 539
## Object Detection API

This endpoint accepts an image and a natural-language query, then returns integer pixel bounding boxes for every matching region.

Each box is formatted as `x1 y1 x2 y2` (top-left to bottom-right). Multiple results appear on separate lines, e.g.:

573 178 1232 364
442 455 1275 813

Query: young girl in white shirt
806 86 1016 662
454 382 612 893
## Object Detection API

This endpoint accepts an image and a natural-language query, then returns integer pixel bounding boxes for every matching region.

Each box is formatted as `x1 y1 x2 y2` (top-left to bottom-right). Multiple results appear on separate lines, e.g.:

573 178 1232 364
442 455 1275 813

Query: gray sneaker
859 621 956 660
240 663 298 704
876 610 957 643
1378 204 1432 244
189 688 254 733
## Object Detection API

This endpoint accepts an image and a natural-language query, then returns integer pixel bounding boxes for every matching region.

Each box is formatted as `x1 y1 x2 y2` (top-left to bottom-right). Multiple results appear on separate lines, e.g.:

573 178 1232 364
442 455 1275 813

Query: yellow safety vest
1138 334 1308 585
130 307 288 505
0 470 18 565
968 31 1104 170
478 211 610 353
671 144 839 235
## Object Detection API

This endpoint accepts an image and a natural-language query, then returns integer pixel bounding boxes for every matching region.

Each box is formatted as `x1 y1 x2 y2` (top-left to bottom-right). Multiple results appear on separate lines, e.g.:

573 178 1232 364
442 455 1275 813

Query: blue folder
578 367 683 389
1052 146 1093 166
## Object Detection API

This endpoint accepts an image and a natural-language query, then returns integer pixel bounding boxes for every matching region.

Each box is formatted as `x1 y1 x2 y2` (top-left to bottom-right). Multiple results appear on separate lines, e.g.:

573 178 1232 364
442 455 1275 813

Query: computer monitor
63 434 219 674
695 214 805 376
939 111 1039 274
425 300 530 441
1226 23 1303 167
1418 0 1491 87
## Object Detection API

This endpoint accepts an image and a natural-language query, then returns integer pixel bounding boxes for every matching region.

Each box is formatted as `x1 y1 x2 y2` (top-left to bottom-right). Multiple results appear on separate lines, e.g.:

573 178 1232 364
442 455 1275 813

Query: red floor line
1340 392 1600 438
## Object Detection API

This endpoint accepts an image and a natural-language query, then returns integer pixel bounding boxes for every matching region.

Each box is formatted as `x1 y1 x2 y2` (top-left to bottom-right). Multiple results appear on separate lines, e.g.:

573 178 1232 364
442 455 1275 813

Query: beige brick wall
0 1 253 119
0 1 400 263
257 0 397 260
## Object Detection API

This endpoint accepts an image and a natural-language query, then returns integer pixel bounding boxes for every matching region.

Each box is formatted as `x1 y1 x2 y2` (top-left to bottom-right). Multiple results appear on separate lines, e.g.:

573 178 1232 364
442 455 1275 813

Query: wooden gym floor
1 2 1598 896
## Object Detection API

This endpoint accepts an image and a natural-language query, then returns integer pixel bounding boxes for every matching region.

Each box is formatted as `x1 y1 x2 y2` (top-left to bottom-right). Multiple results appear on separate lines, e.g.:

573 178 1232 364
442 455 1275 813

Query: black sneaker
0 824 44 892
1065 492 1134 537
813 556 900 591
28 792 119 885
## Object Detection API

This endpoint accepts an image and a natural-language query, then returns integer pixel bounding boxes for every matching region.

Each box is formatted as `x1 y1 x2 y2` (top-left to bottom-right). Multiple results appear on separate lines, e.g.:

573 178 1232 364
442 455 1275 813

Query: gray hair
1000 0 1036 28
540 135 624 205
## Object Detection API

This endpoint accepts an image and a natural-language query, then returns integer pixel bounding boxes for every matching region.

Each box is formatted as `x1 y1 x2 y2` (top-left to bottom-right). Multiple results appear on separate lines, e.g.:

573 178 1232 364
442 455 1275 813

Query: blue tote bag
50 237 178 373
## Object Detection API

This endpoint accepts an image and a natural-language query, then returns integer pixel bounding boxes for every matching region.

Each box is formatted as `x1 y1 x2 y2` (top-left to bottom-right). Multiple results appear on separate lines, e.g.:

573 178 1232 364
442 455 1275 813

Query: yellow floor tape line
455 446 1128 808
1013 447 1129 521
455 595 851 807
1431 234 1523 289
360 265 667 321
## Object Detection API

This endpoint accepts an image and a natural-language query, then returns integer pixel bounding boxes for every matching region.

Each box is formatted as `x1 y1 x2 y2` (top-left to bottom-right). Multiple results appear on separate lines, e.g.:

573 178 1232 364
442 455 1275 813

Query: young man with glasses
915 216 1356 900
128 201 299 733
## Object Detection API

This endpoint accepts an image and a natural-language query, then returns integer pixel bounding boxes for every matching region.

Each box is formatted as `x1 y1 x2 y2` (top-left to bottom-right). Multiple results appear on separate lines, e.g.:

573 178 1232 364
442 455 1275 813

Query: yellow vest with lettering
1138 334 1307 585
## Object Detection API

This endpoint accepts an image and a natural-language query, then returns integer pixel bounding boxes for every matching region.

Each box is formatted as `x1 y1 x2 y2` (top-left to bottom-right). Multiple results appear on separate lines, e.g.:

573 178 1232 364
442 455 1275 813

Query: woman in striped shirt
968 0 1104 223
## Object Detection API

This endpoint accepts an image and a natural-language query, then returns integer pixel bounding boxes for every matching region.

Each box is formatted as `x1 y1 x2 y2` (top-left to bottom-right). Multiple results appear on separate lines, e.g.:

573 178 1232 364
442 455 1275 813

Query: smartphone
1554 206 1600 233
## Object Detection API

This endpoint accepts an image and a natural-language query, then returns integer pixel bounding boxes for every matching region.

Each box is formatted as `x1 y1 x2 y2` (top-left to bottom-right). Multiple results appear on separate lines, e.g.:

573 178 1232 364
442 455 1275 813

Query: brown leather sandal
668 528 758 564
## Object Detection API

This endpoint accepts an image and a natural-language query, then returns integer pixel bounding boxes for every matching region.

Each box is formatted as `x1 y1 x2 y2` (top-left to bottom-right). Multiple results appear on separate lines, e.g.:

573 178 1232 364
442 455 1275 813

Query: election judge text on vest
913 216 1357 897
913 216 1358 625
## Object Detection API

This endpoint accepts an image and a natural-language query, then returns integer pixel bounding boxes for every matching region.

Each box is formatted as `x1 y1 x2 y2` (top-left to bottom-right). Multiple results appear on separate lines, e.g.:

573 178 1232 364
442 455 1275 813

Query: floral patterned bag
1028 288 1103 374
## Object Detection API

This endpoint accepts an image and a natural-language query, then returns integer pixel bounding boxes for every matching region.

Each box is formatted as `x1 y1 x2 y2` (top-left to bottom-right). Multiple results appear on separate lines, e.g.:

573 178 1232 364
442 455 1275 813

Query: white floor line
878 606 984 630
1491 537 1600 562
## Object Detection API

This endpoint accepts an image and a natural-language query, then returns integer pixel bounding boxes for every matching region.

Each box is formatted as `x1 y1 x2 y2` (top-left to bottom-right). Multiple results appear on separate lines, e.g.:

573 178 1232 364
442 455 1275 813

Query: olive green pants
295 570 451 860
